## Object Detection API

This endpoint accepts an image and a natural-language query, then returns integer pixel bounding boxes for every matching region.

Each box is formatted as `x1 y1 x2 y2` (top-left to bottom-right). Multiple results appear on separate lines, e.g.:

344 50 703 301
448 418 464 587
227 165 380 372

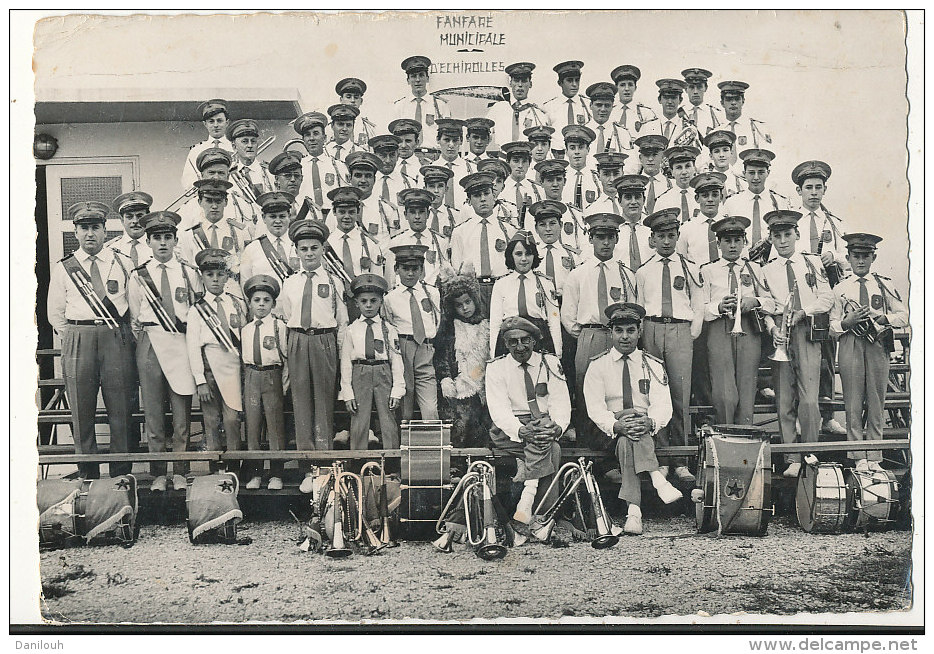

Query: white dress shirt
561 165 602 209
677 213 723 266
701 257 776 321
384 228 449 286
487 99 552 148
560 257 638 337
105 233 152 271
722 188 790 246
391 93 451 147
328 227 385 279
830 273 908 335
485 351 571 442
299 153 346 214
47 247 130 332
536 241 580 297
127 256 199 326
653 185 700 222
760 251 835 321
278 266 349 330
339 315 406 401
239 234 299 286
384 282 441 340
489 271 562 357
583 347 671 438
635 253 704 320
542 93 592 129
181 136 234 190
449 214 516 278
241 316 288 366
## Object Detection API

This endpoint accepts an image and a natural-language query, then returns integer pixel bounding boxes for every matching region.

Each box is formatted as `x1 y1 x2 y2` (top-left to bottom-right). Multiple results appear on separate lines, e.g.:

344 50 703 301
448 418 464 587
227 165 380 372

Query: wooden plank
38 452 221 465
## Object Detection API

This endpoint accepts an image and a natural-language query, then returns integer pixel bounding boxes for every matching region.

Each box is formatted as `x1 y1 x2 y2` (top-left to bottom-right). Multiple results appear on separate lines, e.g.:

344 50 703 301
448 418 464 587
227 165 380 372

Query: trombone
770 281 797 362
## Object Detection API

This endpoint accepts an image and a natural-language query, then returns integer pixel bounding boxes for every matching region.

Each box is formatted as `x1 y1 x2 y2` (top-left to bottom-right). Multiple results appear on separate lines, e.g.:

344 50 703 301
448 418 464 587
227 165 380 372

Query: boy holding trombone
700 216 775 425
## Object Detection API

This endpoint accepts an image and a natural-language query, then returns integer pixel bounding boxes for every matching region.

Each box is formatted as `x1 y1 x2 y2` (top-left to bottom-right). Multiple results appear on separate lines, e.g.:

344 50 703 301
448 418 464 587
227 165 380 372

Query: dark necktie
334 145 343 161
574 171 583 209
728 262 738 295
415 98 423 124
706 219 719 262
88 256 106 298
597 126 605 152
409 288 426 344
364 318 376 359
301 271 314 328
628 223 641 269
400 160 409 187
692 107 699 125
414 233 423 246
253 319 263 365
786 259 802 311
646 179 656 213
809 212 819 253
381 175 391 202
275 237 288 261
621 105 628 128
597 262 608 322
209 224 219 249
545 245 555 280
664 121 673 140
159 263 176 323
479 219 491 277
729 121 737 134
311 157 324 207
512 103 521 141
243 167 253 187
444 162 455 207
216 296 230 336
517 273 529 317
567 98 575 126
342 234 354 276
431 208 440 233
661 258 673 318
213 139 220 149
129 240 139 268
680 190 690 223
515 184 524 214
521 362 543 419
621 355 633 410
611 196 620 214
752 194 761 243
858 277 870 307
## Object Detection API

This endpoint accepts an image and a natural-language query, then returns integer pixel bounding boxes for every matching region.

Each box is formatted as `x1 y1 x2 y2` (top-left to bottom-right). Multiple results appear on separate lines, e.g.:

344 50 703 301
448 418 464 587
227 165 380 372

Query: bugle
730 277 745 337
361 459 397 548
579 458 621 549
470 461 507 561
769 282 797 363
432 466 480 553
525 460 586 545
840 294 886 345
337 469 385 555
325 462 353 558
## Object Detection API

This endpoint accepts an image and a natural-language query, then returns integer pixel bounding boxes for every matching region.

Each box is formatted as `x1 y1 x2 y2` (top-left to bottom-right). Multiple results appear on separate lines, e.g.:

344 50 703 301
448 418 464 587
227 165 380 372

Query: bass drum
846 468 899 531
695 426 771 536
795 462 847 534
399 420 452 540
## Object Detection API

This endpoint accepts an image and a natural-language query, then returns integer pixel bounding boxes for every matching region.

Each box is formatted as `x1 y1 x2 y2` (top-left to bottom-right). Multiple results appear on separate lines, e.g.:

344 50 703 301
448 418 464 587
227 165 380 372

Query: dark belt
141 321 187 334
289 326 336 335
399 334 433 345
353 359 389 366
477 275 500 284
245 363 283 371
581 323 608 330
646 316 689 324
67 318 125 326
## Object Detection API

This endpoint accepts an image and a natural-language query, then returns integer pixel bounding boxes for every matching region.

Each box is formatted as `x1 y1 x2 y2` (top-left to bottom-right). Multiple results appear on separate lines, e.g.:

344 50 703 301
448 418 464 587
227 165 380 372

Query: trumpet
840 294 883 344
730 277 745 337
770 282 797 362
525 461 586 545
336 468 386 555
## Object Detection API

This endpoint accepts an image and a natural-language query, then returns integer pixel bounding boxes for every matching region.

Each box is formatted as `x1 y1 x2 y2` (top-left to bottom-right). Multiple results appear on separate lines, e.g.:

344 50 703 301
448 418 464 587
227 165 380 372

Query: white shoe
368 430 380 446
624 514 643 535
855 459 871 472
822 419 847 435
803 454 819 466
246 476 262 490
171 474 188 490
657 465 669 479
267 476 283 491
150 475 167 492
674 466 696 483
603 468 624 484
656 480 683 505
783 462 801 478
760 387 776 400
299 473 316 494
868 461 885 472
333 430 350 445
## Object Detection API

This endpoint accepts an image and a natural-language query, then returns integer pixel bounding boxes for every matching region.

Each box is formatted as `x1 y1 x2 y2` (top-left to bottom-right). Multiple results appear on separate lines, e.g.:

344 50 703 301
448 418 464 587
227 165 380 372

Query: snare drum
186 473 243 543
796 463 847 533
400 420 452 539
38 476 138 546
695 426 771 536
846 469 899 531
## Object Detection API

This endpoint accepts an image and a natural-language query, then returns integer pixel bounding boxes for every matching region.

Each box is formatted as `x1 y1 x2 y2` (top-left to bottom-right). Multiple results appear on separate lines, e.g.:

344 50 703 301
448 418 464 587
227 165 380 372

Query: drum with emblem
186 472 243 543
845 468 899 531
38 475 138 546
795 462 847 534
694 425 771 536
399 420 452 539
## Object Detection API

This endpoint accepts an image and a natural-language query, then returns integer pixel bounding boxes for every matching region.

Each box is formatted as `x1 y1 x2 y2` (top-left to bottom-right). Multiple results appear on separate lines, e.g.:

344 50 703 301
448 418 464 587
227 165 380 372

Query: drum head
695 438 716 533
795 463 819 533
846 469 898 531
712 424 770 440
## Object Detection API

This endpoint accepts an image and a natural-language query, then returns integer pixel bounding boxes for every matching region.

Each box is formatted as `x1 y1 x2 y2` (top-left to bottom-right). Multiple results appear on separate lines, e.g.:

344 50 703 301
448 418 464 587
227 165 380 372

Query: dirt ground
38 513 912 624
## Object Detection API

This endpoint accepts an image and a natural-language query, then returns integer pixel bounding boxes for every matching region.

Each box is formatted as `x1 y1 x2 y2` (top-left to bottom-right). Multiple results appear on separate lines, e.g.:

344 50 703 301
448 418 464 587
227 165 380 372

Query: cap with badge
501 141 533 160
256 191 295 213
553 60 584 79
327 104 359 122
267 151 304 176
459 172 496 194
643 207 682 232
711 215 751 236
434 118 466 137
500 315 542 340
718 80 750 96
294 111 329 135
420 165 454 183
335 77 367 96
388 118 422 136
562 124 596 145
842 233 882 252
198 99 228 121
739 149 776 167
656 78 687 95
509 229 537 248
68 201 111 225
524 125 555 142
389 243 429 263
244 273 281 299
465 117 495 134
350 273 389 296
142 211 182 235
681 68 713 83
703 129 737 151
477 158 512 180
613 174 649 194
585 81 617 101
288 219 330 244
530 199 568 221
196 147 233 171
764 209 803 231
791 160 832 186
327 186 365 207
505 62 535 79
113 191 153 215
225 119 258 142
397 187 434 208
605 301 646 325
594 151 628 170
584 213 623 233
664 145 701 164
535 159 569 177
401 55 432 74
633 134 669 153
344 151 382 172
195 248 230 271
194 179 233 196
689 171 727 191
610 64 641 83
368 134 401 152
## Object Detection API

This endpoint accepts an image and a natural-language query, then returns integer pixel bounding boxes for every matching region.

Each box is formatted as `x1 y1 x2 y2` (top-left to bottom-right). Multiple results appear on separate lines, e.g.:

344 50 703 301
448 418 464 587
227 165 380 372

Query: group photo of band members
45 44 909 550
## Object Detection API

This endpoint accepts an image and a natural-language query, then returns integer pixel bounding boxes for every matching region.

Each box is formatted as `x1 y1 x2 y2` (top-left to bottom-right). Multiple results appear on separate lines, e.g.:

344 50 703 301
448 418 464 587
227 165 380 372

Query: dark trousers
819 338 837 419
399 338 438 421
838 334 889 462
615 434 659 506
641 320 692 467
137 332 192 477
573 326 613 446
61 323 134 478
242 366 286 478
201 352 242 474
706 316 762 426
350 362 399 450
772 324 822 464
691 321 712 409
288 330 337 469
